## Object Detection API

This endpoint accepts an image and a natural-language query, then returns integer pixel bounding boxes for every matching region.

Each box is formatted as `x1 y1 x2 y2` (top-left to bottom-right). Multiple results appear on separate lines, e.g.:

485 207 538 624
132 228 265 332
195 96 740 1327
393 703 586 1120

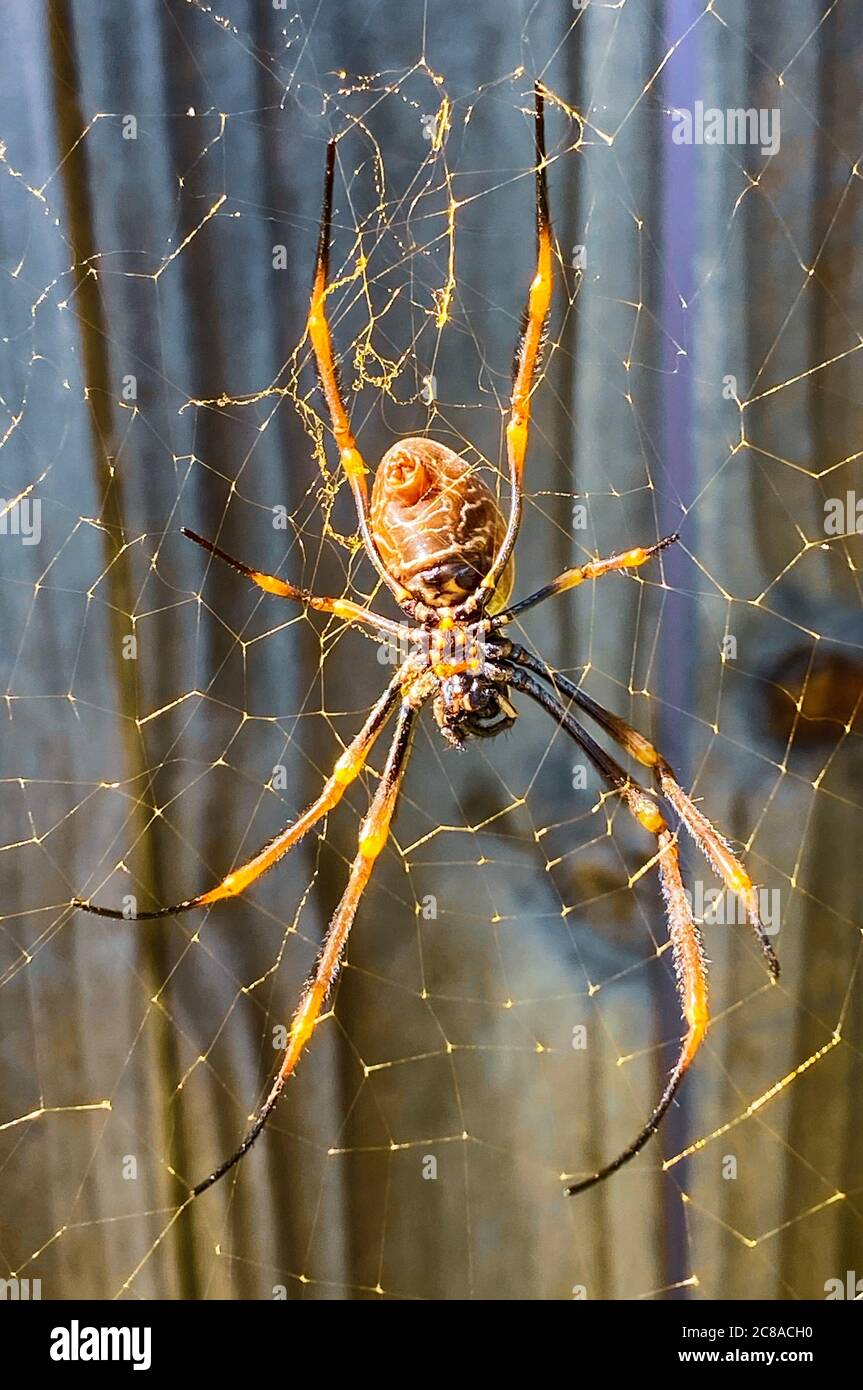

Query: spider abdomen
370 437 513 611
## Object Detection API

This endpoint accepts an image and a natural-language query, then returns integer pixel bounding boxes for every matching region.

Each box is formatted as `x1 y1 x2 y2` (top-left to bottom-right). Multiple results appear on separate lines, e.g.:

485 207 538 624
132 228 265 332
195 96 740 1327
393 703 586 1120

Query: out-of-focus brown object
765 648 863 746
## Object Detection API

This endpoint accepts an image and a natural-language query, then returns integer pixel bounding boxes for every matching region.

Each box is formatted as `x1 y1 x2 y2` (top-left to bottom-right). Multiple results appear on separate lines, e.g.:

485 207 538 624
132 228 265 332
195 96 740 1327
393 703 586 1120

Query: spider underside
73 87 779 1203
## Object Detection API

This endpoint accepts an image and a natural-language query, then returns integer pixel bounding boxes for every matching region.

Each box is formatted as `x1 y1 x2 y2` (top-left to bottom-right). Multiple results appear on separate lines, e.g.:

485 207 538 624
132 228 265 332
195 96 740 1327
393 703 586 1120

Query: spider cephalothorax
382 611 517 747
74 87 779 1204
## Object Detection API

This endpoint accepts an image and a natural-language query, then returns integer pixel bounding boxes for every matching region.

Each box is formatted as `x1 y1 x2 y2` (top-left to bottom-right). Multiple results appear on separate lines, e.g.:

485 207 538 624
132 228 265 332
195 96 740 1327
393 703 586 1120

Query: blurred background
0 0 861 1300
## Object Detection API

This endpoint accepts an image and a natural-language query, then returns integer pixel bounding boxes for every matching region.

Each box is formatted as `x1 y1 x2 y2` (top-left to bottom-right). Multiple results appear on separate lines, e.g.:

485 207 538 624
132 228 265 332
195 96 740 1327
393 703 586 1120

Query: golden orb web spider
74 85 779 1202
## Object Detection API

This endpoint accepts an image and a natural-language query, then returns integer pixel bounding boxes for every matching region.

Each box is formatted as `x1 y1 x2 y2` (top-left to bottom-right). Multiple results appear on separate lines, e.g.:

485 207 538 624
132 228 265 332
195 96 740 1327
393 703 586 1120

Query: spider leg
462 83 553 617
191 697 417 1197
307 141 412 611
494 661 709 1196
181 527 406 642
72 662 410 920
502 643 779 979
492 532 679 627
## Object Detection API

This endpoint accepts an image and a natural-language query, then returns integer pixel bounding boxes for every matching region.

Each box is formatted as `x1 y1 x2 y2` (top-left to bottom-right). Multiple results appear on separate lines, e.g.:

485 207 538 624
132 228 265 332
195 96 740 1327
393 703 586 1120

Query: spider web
1 0 861 1301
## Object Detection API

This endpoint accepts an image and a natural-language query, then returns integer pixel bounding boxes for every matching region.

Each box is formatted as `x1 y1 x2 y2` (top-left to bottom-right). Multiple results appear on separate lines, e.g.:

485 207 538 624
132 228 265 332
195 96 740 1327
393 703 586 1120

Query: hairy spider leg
505 645 780 980
498 662 709 1197
464 84 553 617
72 664 408 920
180 527 406 642
493 532 679 627
308 141 412 611
192 699 417 1197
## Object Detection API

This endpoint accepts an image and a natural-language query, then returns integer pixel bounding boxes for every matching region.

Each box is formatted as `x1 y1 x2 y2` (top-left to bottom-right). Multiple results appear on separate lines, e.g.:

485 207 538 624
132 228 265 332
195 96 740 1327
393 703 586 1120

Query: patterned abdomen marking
370 437 513 611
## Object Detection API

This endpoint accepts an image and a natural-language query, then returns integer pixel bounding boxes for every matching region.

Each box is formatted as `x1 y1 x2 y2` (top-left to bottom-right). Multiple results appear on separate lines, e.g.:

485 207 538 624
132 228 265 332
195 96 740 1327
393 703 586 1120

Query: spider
74 87 779 1201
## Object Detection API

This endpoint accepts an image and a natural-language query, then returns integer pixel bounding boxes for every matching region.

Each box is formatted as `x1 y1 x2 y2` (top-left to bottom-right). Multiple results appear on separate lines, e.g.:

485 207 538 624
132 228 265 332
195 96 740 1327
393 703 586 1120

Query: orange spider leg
498 662 709 1195
192 698 417 1196
181 527 406 642
72 664 409 920
307 142 412 610
656 771 779 977
466 84 553 615
493 532 679 626
566 823 708 1194
506 648 780 980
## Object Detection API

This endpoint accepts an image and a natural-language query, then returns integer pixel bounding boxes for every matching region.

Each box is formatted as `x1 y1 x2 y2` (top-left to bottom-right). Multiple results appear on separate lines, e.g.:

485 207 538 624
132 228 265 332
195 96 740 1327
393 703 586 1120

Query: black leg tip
71 897 126 920
564 1178 592 1198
